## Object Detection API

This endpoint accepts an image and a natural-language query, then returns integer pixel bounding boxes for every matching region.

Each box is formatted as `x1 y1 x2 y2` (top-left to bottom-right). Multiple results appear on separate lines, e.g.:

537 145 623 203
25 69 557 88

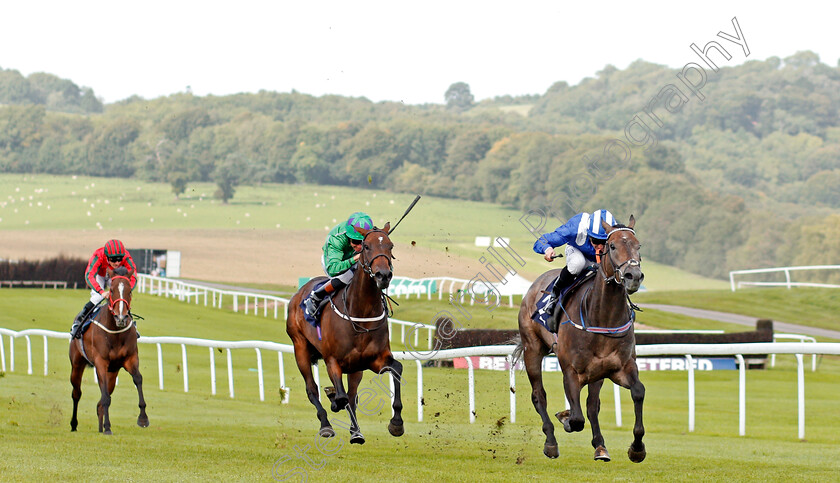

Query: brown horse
287 223 404 444
69 266 148 434
515 215 646 462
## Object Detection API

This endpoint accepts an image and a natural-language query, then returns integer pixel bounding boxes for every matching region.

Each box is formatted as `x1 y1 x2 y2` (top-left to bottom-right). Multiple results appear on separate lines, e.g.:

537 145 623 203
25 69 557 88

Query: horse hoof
388 421 404 437
628 445 646 463
556 410 573 433
319 427 336 438
543 444 559 459
137 417 149 428
350 432 365 445
594 446 611 462
330 396 349 412
103 429 113 436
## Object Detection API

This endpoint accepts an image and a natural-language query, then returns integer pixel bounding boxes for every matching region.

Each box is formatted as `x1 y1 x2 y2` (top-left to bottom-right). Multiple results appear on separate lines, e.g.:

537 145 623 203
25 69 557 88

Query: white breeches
321 256 356 284
88 275 110 304
565 246 587 275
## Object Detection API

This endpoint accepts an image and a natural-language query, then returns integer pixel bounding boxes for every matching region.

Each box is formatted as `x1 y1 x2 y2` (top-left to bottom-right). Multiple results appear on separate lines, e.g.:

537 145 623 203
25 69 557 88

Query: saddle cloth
80 305 104 337
300 280 332 329
531 268 596 331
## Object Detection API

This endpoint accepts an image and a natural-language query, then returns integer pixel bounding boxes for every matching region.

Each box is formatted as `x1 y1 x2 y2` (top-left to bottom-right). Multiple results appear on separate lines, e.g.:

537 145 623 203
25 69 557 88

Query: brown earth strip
1 229 485 286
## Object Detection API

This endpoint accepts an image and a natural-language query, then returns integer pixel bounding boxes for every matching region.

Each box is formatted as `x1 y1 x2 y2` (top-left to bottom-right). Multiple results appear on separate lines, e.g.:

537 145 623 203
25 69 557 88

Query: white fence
136 274 291 319
389 276 523 308
135 274 436 349
729 265 840 291
2 326 838 440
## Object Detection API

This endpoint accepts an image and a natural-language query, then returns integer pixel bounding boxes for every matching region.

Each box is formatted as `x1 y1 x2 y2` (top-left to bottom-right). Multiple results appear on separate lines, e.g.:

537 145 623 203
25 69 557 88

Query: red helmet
104 239 126 261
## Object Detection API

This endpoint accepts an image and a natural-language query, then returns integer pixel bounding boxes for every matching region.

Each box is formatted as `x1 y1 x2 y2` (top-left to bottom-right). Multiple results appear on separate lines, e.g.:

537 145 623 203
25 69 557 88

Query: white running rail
135 274 436 349
135 274 291 319
729 265 840 292
2 327 838 440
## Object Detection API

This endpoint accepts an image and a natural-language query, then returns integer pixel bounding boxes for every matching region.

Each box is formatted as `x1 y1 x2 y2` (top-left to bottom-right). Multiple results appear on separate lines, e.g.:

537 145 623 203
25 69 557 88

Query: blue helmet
587 209 616 242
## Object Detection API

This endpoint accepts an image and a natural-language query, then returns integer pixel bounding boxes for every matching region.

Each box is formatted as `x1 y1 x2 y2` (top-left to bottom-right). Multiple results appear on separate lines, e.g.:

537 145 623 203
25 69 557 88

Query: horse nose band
601 228 642 285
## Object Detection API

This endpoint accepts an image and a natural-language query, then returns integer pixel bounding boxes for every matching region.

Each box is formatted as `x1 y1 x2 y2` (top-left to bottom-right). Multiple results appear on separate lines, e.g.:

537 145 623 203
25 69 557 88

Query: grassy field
1 289 839 481
636 287 840 333
0 173 728 291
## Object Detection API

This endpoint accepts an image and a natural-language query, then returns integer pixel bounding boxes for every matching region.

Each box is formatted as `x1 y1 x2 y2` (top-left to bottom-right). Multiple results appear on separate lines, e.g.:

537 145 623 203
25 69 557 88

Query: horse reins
107 275 132 315
360 229 394 277
332 229 393 333
94 275 135 334
572 226 642 337
599 228 641 285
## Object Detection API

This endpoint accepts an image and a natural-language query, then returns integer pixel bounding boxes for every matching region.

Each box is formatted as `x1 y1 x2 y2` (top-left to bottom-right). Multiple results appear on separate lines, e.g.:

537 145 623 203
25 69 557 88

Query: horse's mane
113 266 129 276
610 223 629 230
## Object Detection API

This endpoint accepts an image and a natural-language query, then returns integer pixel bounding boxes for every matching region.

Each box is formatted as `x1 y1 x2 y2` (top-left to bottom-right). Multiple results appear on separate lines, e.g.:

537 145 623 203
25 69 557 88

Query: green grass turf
635 287 840 333
0 173 727 291
1 289 839 480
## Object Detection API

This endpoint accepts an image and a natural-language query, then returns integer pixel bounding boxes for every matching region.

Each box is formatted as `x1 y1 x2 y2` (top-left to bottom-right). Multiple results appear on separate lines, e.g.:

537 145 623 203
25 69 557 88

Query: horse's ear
601 219 613 233
354 226 370 238
106 268 114 278
127 268 136 278
628 214 636 230
383 222 391 234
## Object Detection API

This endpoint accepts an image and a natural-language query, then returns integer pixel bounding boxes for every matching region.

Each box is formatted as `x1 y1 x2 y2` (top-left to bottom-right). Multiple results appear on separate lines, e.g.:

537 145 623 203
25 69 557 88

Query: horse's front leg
95 365 117 435
324 358 349 412
371 356 404 437
557 368 585 433
626 363 646 463
586 379 610 461
124 353 149 428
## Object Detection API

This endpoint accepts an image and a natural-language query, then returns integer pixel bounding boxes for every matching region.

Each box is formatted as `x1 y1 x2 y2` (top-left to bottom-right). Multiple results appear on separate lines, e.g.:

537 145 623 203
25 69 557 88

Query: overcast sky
2 1 837 105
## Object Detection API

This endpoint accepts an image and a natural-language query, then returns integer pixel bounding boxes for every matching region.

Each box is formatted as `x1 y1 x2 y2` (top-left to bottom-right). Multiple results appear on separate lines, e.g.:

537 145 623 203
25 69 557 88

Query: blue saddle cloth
531 268 597 331
300 280 331 329
531 278 558 331
80 305 104 336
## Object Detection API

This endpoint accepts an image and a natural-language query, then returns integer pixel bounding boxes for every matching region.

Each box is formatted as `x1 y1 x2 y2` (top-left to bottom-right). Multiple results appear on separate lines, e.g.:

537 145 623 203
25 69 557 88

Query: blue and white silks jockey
532 209 616 331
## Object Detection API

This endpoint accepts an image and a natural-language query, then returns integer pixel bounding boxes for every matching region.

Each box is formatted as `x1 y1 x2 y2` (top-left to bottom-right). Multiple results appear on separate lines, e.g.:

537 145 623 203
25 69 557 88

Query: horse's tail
509 335 524 367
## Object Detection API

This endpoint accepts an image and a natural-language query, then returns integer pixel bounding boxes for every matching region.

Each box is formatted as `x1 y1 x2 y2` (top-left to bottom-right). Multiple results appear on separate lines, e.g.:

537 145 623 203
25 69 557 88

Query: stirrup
304 294 320 317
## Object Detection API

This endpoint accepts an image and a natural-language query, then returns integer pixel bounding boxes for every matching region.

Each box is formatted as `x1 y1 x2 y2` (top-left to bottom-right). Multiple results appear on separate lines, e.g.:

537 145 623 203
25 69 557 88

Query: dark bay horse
69 267 148 434
515 215 646 462
287 223 404 444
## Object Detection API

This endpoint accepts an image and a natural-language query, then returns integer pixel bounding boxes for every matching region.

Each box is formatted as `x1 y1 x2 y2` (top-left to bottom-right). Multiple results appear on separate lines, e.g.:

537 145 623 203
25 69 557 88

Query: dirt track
1 229 485 286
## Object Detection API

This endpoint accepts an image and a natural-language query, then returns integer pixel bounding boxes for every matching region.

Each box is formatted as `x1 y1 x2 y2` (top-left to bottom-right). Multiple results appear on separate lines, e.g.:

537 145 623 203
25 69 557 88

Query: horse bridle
599 228 641 285
107 275 132 317
359 229 394 277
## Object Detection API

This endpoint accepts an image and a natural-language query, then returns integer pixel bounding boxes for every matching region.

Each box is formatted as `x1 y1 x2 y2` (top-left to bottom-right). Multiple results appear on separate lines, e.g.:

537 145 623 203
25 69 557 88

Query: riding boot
304 278 347 318
70 302 95 339
547 267 576 333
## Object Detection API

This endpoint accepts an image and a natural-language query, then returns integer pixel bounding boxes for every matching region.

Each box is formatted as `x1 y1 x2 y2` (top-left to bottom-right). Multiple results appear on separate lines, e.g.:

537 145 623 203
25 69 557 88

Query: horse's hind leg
293 345 333 437
523 344 558 458
586 380 610 462
124 353 149 428
69 360 84 432
346 371 365 444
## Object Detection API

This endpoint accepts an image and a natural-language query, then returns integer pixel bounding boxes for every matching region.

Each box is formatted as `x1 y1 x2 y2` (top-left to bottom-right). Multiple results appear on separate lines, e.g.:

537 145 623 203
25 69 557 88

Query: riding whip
388 195 421 234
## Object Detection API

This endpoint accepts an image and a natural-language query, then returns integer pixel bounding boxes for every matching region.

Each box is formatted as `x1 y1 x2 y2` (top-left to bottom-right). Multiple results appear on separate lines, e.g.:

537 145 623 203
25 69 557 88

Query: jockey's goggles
107 256 124 262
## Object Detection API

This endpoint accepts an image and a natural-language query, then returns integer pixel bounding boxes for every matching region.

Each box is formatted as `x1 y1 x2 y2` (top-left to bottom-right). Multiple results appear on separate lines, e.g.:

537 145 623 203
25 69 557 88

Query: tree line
1 52 839 280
